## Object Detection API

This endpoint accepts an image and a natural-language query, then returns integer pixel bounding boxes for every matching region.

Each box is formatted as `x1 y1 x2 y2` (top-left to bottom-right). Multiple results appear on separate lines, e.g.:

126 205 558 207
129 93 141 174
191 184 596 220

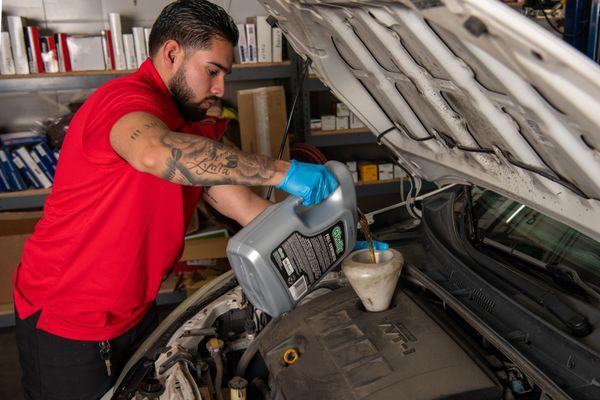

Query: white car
103 1 600 399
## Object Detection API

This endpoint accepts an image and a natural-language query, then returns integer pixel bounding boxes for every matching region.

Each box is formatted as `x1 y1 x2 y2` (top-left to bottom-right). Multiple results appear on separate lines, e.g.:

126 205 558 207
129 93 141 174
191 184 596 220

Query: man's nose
211 75 225 97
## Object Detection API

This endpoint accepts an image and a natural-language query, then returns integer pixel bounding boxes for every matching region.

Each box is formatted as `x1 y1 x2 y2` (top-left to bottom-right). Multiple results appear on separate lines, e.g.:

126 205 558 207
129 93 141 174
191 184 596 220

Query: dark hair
149 0 239 57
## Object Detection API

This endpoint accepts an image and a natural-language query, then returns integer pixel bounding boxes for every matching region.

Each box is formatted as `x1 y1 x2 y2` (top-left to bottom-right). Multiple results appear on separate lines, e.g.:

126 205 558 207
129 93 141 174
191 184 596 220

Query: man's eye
208 69 219 77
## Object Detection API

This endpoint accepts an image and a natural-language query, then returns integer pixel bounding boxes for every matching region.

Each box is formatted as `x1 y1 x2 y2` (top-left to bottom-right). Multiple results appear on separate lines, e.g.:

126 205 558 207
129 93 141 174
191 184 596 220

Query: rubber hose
212 352 225 400
235 329 264 378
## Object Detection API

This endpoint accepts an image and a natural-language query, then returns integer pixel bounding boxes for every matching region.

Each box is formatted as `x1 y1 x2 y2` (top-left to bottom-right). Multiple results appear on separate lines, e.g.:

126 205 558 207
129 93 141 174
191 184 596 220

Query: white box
122 34 137 70
272 27 283 62
379 171 394 181
7 16 29 74
335 116 349 130
256 16 272 62
345 161 357 172
378 163 394 174
350 112 366 129
236 23 248 64
320 115 336 131
132 27 148 67
351 171 359 183
310 119 321 131
0 32 16 75
336 103 350 117
394 165 406 179
245 23 257 63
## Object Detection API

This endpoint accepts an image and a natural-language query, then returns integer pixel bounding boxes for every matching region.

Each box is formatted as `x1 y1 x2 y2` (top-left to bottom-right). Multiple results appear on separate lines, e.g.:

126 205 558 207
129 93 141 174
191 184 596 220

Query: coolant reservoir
227 161 358 317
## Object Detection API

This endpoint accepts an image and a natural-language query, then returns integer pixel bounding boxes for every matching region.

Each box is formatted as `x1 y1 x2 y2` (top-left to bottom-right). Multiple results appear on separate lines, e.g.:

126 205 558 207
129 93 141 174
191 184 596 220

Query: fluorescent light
506 204 526 224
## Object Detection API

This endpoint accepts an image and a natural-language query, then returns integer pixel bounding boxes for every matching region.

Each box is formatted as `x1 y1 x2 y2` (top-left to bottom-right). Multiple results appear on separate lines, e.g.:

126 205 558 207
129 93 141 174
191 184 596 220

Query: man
13 1 337 399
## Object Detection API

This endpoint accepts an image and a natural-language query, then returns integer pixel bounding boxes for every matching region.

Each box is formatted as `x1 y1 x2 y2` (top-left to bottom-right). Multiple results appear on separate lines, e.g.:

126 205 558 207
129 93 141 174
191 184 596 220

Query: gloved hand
277 160 339 206
354 240 389 251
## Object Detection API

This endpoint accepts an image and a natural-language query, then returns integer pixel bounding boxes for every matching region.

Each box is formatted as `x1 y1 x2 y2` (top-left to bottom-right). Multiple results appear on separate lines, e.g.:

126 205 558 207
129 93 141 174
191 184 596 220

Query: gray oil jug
227 160 358 317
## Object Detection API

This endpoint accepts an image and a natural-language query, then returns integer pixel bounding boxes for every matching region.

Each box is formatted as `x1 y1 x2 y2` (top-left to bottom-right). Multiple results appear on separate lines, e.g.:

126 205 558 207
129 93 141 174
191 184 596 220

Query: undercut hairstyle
149 0 239 57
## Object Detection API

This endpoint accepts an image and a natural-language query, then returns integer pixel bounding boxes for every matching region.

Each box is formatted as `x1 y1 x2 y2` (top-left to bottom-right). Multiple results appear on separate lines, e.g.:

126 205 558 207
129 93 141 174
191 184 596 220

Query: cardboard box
394 165 406 179
310 118 322 131
0 211 43 305
336 102 350 117
335 116 349 130
237 86 289 202
350 112 366 129
378 163 394 174
358 162 378 183
321 115 336 131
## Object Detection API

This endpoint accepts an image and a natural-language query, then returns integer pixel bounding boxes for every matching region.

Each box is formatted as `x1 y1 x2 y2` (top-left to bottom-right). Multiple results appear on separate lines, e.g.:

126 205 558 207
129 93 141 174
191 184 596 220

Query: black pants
15 305 158 400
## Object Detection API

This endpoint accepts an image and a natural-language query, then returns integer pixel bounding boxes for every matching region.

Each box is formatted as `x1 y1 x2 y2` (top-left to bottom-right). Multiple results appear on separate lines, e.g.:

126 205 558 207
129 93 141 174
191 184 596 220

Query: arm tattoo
130 122 160 140
159 130 284 187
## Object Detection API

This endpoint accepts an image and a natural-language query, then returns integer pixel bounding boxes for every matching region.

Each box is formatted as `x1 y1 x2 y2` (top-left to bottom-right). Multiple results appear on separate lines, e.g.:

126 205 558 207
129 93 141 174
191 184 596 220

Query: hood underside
260 0 600 241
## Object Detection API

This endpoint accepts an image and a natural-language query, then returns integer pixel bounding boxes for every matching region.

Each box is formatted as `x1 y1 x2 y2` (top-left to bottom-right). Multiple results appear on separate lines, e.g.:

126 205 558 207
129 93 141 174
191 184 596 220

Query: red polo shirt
13 59 228 341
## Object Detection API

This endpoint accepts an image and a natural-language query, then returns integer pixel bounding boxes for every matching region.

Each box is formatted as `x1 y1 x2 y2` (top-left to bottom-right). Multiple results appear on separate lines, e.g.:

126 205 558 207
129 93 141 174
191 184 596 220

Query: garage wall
0 0 272 131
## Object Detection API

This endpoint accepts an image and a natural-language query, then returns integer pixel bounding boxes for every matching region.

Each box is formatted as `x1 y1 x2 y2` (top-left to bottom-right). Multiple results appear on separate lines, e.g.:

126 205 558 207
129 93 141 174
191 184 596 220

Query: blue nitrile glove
354 240 389 251
276 160 339 206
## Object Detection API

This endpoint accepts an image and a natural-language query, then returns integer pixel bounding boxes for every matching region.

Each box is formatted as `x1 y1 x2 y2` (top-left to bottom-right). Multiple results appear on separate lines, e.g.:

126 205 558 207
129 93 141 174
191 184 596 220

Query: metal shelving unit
305 128 374 147
0 188 50 211
0 61 293 93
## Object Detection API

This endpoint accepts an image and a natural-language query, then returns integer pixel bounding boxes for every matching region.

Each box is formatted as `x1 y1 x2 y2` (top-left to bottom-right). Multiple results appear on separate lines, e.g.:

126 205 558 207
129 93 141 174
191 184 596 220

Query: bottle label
270 221 346 301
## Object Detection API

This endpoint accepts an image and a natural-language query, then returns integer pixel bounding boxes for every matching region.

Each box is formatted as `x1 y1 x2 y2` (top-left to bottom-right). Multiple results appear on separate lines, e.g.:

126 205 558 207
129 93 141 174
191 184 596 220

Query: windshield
472 189 600 284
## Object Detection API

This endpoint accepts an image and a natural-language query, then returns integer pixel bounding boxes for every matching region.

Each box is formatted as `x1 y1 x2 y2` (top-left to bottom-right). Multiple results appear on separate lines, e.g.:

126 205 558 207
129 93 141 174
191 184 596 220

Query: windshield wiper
482 238 600 304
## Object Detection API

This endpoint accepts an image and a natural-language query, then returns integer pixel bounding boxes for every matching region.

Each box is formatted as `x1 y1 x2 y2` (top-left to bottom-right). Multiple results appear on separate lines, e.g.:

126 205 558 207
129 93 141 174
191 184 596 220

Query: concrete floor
0 304 179 399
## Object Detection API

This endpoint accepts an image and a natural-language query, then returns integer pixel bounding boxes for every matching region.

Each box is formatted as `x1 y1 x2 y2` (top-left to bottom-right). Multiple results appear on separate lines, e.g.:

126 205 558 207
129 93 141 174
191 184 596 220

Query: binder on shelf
272 27 283 63
24 26 44 74
32 143 57 177
0 149 26 191
0 32 16 75
100 30 111 70
11 147 43 189
144 28 151 57
255 16 272 63
236 23 248 64
29 149 54 183
245 23 257 63
0 131 46 148
7 16 29 74
0 169 9 192
122 34 137 70
40 36 59 73
108 13 127 70
55 33 72 72
132 27 147 67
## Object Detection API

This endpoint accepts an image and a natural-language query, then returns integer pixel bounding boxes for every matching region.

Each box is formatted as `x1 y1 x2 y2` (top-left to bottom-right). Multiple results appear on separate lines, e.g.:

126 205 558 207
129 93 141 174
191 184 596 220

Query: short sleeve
81 81 172 165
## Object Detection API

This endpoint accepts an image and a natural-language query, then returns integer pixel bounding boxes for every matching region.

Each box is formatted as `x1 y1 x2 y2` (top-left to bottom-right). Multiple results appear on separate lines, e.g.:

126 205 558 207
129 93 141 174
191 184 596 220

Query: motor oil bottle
227 161 358 317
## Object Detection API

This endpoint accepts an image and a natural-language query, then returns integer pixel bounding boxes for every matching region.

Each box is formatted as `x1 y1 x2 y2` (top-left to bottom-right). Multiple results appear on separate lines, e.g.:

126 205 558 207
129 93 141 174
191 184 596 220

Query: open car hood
259 0 600 241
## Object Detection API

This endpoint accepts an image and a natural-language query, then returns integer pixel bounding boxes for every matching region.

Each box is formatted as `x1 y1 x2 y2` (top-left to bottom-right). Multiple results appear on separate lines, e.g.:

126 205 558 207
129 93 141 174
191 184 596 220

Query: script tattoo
130 122 160 140
159 130 282 186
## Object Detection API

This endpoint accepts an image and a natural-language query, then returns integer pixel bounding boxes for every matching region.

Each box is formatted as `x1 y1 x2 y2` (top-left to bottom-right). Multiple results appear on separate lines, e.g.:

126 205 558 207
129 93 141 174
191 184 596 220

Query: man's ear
161 39 184 71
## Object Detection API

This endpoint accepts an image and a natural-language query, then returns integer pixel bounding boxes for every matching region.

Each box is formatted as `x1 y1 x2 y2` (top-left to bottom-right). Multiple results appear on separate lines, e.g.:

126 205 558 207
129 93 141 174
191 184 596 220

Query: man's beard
168 64 214 122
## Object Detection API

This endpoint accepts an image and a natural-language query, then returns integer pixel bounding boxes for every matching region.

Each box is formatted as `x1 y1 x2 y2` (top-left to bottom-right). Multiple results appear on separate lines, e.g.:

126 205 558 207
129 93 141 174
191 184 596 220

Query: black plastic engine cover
257 287 501 400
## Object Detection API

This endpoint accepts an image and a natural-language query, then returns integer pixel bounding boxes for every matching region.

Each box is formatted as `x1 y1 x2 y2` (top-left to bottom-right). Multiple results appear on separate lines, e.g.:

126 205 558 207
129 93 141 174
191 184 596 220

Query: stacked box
350 112 366 129
321 115 336 131
358 162 378 183
394 164 406 179
335 116 349 130
378 163 394 181
336 102 350 117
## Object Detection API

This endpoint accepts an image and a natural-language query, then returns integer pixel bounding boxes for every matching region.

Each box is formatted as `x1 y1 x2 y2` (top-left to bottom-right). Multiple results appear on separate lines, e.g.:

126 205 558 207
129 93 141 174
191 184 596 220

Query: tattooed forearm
158 130 287 187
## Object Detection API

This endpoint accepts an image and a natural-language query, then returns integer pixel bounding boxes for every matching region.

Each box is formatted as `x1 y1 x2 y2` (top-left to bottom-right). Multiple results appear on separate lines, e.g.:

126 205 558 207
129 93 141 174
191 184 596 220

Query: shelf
356 178 407 197
0 188 51 211
305 128 375 147
0 61 293 93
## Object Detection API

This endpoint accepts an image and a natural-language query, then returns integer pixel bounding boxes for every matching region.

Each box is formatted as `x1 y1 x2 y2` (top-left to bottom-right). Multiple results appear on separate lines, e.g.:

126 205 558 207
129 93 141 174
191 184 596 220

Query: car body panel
259 0 600 241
